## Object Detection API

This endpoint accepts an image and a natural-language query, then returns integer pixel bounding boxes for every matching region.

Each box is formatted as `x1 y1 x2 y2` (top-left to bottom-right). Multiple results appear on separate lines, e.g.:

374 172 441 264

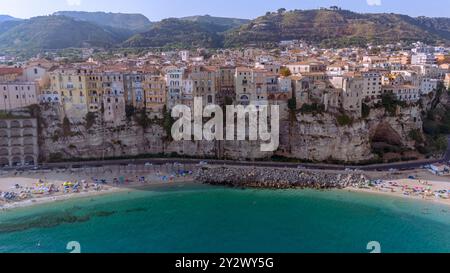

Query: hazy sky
1 0 448 20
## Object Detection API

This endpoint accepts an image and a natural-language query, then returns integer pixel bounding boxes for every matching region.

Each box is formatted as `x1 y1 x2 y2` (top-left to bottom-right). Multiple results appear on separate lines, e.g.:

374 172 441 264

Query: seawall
194 166 369 189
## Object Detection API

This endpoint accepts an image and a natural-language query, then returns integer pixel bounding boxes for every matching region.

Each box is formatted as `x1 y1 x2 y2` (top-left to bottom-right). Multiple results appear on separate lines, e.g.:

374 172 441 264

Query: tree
277 8 287 14
362 103 370 118
381 93 405 116
85 112 96 130
162 105 175 141
135 108 151 130
280 67 292 77
62 116 71 137
125 104 136 121
336 114 353 126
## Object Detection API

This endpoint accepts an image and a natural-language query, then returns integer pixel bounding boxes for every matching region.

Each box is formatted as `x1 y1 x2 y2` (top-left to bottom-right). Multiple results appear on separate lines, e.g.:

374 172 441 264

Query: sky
0 0 448 21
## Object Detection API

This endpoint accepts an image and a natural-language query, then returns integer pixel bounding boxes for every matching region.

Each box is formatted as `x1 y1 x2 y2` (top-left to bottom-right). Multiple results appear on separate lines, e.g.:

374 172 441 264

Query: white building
165 68 184 109
420 78 439 95
40 91 61 103
383 85 420 102
0 82 38 111
411 53 436 65
278 77 292 94
181 78 194 109
22 65 47 83
329 75 363 115
362 71 382 103
179 50 190 62
102 73 126 125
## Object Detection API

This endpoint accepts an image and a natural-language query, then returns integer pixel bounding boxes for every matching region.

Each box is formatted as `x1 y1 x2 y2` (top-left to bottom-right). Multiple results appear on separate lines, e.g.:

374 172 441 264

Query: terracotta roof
236 67 252 72
0 67 22 76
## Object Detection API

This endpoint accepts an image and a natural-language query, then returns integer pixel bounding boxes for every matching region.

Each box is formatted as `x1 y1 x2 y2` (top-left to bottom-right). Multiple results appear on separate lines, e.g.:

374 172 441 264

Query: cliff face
37 103 423 163
275 105 422 163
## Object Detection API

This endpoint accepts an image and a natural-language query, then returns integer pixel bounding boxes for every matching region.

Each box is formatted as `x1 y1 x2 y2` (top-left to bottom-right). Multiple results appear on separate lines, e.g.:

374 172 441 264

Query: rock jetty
195 166 368 189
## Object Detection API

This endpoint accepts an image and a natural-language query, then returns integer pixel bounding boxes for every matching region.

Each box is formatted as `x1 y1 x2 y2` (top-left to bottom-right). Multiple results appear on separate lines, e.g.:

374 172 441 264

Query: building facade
0 82 38 111
0 118 38 167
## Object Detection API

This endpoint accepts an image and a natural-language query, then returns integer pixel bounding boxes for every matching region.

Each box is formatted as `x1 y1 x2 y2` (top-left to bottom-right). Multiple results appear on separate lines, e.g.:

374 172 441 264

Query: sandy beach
1 164 450 211
350 169 450 206
0 164 196 210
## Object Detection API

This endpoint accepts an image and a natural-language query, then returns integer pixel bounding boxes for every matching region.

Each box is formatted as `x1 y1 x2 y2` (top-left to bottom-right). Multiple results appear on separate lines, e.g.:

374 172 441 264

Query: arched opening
11 157 22 166
24 146 34 155
23 138 34 145
10 129 21 137
0 157 9 167
23 120 33 128
240 95 249 101
10 138 21 146
0 121 7 128
23 128 34 137
10 120 21 128
11 148 21 155
0 148 8 156
0 139 8 147
0 130 8 137
24 156 35 166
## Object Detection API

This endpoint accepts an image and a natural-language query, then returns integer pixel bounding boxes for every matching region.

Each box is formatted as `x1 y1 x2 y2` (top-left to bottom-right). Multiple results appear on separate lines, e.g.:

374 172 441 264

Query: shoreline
347 187 450 207
1 165 450 212
3 180 450 213
195 166 450 206
0 179 197 211
0 164 198 211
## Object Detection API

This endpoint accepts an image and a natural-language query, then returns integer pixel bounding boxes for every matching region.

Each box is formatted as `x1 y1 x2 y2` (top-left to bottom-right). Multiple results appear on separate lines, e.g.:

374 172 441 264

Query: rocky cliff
35 101 424 164
276 105 423 163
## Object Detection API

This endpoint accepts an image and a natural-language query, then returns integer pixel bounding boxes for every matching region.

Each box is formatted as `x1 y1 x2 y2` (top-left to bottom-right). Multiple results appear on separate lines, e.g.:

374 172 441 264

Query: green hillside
122 18 225 48
1 9 449 54
0 16 128 52
180 15 250 29
224 9 450 47
53 11 152 32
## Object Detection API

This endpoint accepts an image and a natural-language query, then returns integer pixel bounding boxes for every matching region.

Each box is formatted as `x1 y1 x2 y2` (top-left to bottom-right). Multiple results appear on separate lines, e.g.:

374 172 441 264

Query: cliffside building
0 118 38 167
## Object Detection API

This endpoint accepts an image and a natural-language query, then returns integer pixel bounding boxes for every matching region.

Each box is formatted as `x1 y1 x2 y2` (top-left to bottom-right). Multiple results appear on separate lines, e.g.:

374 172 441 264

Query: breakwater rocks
195 167 368 189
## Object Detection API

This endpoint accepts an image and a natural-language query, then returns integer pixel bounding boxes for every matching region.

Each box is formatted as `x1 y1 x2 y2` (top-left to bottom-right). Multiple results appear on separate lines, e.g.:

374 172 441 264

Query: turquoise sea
0 183 449 253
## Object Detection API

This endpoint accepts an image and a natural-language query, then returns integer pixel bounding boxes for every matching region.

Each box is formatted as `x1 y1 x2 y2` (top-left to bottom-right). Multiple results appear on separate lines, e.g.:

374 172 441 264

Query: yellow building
436 54 450 65
49 68 88 119
143 74 166 118
85 73 102 112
